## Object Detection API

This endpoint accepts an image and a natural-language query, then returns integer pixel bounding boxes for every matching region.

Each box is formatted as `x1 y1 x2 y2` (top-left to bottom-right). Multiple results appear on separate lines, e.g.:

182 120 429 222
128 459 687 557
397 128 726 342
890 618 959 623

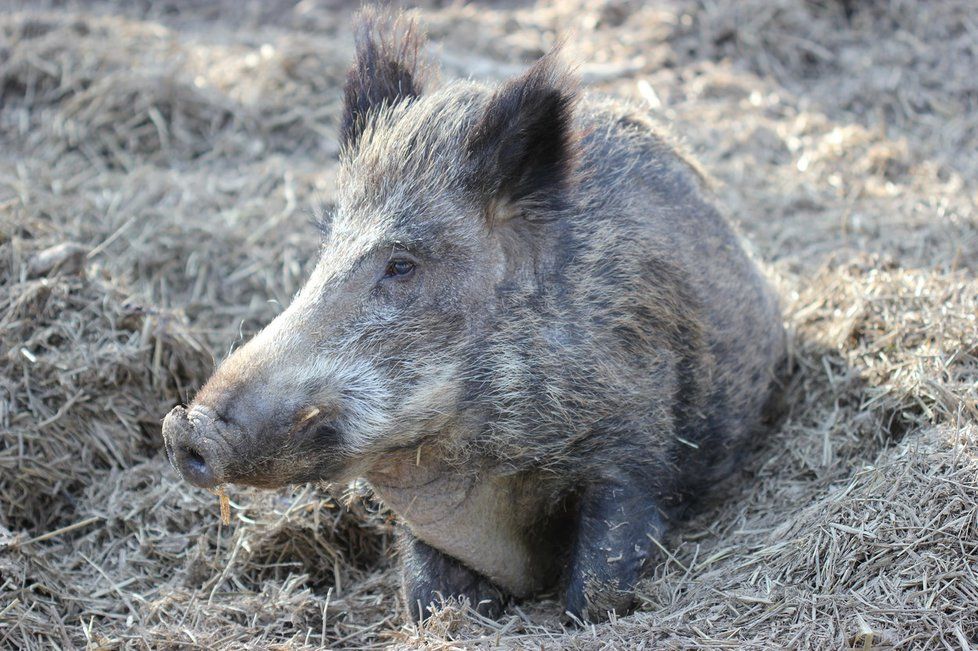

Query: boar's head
162 10 577 490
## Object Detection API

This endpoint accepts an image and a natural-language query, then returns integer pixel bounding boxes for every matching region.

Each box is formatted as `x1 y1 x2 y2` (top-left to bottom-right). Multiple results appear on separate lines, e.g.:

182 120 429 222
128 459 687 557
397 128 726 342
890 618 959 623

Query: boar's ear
465 52 578 222
341 10 427 151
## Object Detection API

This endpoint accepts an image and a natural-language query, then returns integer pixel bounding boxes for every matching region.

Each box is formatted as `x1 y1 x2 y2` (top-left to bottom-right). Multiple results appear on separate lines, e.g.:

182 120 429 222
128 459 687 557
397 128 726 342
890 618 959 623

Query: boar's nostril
184 446 207 472
175 443 217 489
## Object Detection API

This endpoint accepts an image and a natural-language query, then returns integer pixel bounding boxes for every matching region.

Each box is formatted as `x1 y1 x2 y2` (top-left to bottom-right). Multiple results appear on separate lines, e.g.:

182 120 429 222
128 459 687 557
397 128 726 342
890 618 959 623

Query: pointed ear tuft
465 51 579 221
340 9 428 150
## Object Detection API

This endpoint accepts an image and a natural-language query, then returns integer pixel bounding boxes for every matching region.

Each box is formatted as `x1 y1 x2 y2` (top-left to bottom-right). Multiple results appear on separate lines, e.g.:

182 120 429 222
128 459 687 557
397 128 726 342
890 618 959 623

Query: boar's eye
384 258 416 279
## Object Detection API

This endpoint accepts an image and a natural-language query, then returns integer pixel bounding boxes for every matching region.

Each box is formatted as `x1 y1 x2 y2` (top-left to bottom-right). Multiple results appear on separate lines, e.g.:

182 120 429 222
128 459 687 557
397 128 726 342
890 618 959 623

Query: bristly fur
166 6 788 626
465 51 580 223
340 8 428 151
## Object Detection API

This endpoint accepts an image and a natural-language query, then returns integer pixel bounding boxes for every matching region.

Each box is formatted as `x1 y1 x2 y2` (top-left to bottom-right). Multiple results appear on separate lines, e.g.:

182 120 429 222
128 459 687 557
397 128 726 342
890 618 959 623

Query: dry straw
1 1 976 648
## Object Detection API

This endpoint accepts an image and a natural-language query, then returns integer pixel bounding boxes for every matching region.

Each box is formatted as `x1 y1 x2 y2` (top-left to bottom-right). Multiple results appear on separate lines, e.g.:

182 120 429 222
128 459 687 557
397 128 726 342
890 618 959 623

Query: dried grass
1 1 976 649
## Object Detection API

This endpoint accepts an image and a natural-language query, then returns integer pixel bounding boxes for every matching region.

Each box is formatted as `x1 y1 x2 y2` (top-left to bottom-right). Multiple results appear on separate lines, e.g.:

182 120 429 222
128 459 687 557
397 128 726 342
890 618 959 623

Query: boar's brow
323 235 429 279
389 210 454 238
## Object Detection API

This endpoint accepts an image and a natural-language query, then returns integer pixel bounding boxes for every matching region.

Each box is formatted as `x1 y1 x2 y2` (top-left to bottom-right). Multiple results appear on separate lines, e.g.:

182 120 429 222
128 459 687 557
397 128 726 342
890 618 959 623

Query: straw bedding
1 0 975 648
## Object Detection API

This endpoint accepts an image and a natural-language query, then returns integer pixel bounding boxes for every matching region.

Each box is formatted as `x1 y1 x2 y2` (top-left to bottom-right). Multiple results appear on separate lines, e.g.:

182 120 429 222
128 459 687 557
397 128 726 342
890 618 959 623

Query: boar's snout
163 405 234 489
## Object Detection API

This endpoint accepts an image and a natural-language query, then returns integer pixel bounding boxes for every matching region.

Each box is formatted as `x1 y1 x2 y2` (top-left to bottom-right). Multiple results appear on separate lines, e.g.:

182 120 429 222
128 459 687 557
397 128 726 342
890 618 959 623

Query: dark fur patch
564 476 666 622
465 52 579 221
340 9 428 150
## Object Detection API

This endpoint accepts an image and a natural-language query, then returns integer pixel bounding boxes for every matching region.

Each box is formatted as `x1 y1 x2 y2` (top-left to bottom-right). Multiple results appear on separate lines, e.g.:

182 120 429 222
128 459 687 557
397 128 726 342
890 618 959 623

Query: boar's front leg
398 527 507 622
564 474 666 622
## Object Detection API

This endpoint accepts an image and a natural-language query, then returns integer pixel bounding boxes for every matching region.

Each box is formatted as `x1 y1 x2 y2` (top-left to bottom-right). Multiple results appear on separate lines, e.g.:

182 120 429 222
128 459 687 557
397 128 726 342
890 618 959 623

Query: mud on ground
1 0 977 648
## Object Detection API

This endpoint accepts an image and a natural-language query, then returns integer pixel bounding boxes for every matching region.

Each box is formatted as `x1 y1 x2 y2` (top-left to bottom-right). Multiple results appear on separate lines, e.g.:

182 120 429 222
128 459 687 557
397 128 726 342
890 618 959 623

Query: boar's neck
366 447 557 597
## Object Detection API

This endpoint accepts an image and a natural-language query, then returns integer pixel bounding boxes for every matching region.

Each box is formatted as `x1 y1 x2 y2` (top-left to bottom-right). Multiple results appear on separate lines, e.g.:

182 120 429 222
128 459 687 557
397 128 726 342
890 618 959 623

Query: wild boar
162 9 786 623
